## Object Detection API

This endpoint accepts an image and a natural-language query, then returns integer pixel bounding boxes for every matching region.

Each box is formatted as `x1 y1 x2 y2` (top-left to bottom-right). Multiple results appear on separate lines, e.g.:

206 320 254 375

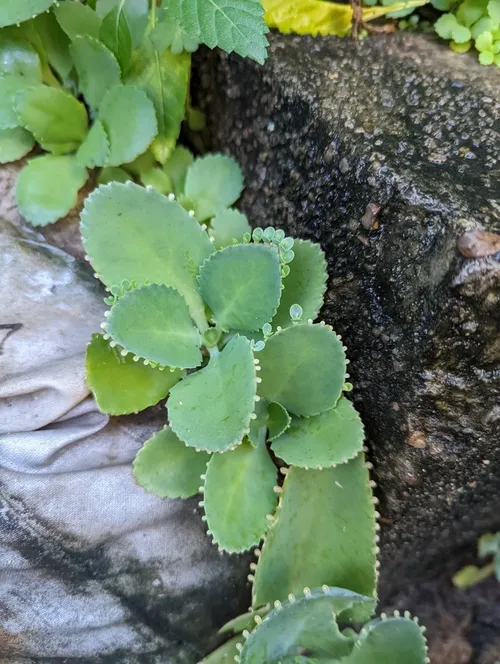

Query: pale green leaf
199 636 243 664
151 0 200 53
15 84 88 154
70 35 121 109
488 0 500 21
97 166 132 185
271 397 364 469
257 323 346 417
219 607 270 635
434 13 458 39
76 120 110 168
0 30 42 81
0 75 30 129
140 167 172 194
133 425 210 498
16 154 88 227
106 284 203 368
248 398 269 447
99 4 132 74
31 12 72 81
86 333 182 415
168 335 256 452
0 126 34 163
199 244 282 331
267 401 290 440
252 456 377 618
123 148 155 176
54 2 102 40
184 153 244 221
209 209 251 249
80 182 214 328
162 145 193 195
96 0 149 47
204 440 277 552
0 0 56 28
99 84 157 166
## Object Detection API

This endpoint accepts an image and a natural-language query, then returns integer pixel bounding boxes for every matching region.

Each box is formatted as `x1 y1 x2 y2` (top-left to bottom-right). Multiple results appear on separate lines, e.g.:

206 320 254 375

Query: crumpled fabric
0 222 248 663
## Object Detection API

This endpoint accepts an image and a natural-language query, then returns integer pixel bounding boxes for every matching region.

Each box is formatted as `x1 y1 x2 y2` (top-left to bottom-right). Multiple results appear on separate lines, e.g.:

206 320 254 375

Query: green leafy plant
453 532 500 590
0 0 268 226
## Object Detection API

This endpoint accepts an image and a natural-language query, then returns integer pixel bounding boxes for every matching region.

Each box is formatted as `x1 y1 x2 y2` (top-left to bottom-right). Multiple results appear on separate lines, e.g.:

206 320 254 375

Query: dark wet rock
193 32 500 596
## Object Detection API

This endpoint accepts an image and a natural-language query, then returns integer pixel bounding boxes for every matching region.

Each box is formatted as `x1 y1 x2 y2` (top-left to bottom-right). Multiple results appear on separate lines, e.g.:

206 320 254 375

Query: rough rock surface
193 32 500 596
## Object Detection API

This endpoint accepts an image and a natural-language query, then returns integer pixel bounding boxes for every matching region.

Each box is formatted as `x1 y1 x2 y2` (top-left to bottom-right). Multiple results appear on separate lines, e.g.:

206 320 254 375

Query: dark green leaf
32 12 72 81
96 0 148 47
99 5 133 74
0 0 56 28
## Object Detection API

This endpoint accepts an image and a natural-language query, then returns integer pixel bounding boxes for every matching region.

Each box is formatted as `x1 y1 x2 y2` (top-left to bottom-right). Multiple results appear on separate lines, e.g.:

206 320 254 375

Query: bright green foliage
271 397 364 469
54 2 102 41
168 335 257 452
151 0 200 54
85 333 183 415
0 76 31 128
209 209 252 249
199 636 243 664
133 426 210 498
95 0 149 48
271 239 327 330
248 399 270 447
475 30 500 64
76 120 110 168
219 606 271 635
32 12 72 81
199 244 282 331
16 154 87 226
257 323 346 417
252 456 377 616
97 166 132 184
0 126 34 163
0 31 42 81
184 154 244 221
453 531 500 589
0 0 56 28
267 401 291 440
70 36 121 110
203 439 278 551
105 284 203 368
435 13 472 41
140 167 172 194
99 4 133 74
162 145 194 195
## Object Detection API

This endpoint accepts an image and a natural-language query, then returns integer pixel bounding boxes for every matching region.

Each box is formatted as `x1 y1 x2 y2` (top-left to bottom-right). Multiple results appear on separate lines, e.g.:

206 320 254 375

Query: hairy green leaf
267 401 290 440
0 30 42 81
204 440 277 552
252 456 377 617
15 84 88 154
199 244 281 331
272 239 327 329
151 0 200 53
99 4 133 73
32 12 72 81
80 182 213 328
0 0 56 28
0 75 31 129
271 397 364 469
184 154 244 221
86 333 182 415
96 0 148 47
162 145 193 195
54 2 102 40
97 166 132 185
168 335 256 452
257 323 346 417
0 126 34 163
16 155 88 226
70 36 121 109
133 425 210 498
106 284 203 368
76 119 110 168
199 636 243 664
179 0 269 63
209 209 251 249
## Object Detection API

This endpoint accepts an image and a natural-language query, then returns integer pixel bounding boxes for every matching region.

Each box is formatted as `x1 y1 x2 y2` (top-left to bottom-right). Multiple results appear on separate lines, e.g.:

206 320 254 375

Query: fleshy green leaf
271 397 364 469
272 239 327 329
430 0 452 9
179 0 269 63
0 0 56 28
70 35 121 109
257 323 346 417
15 84 88 154
219 607 270 635
248 398 270 447
133 425 210 498
168 335 256 452
105 284 203 368
99 4 133 74
476 30 494 50
435 12 459 38
76 119 110 168
151 0 200 54
204 440 277 552
184 154 244 221
199 244 282 332
457 0 487 26
54 2 102 40
97 166 132 185
252 456 377 617
140 167 172 194
199 636 243 664
32 12 72 81
96 0 149 47
86 333 183 415
0 30 42 81
16 154 88 227
126 38 190 164
488 0 500 20
209 209 251 249
81 182 213 328
0 126 34 163
162 145 193 195
0 75 31 129
267 401 290 440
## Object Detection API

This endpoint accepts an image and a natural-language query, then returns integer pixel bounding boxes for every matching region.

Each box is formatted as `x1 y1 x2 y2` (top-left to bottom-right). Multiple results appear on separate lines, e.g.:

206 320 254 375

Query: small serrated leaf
162 145 193 195
97 166 132 185
96 0 149 48
184 154 244 221
0 0 56 28
16 154 88 227
168 335 256 452
199 244 282 331
133 425 210 498
0 75 31 129
76 119 110 168
204 439 277 552
267 401 290 440
209 209 251 249
86 333 183 415
151 0 200 54
0 30 42 81
106 284 203 368
99 4 132 74
70 35 121 110
54 2 102 41
0 126 34 163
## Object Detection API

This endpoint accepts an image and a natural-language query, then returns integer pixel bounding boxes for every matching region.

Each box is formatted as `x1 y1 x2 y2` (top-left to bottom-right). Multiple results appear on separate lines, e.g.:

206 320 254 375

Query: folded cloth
0 222 248 663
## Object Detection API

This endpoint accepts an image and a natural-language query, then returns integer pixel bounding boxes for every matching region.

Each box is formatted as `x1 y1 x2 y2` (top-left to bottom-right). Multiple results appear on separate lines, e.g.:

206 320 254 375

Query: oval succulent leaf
70 36 121 110
252 455 377 618
16 154 88 227
168 335 257 452
271 397 364 469
54 2 102 40
0 0 56 28
99 4 133 74
76 119 110 168
80 182 213 329
162 145 193 195
96 0 149 48
204 439 278 552
219 606 270 635
198 636 243 664
0 76 31 129
209 208 252 249
267 401 291 440
0 31 42 81
271 239 327 329
106 284 203 369
0 126 34 163
199 244 282 332
248 398 269 447
31 12 72 81
257 323 346 417
86 333 183 415
184 154 244 221
133 425 210 499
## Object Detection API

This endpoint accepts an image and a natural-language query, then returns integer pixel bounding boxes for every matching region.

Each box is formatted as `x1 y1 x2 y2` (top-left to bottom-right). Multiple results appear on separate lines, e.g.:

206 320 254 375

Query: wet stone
193 31 500 597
